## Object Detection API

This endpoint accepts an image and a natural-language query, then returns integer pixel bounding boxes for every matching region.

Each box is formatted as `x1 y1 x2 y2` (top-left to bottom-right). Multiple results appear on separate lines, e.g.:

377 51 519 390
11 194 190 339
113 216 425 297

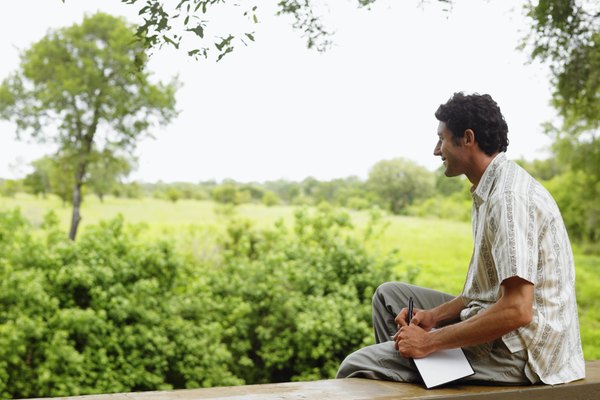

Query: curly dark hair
434 92 509 155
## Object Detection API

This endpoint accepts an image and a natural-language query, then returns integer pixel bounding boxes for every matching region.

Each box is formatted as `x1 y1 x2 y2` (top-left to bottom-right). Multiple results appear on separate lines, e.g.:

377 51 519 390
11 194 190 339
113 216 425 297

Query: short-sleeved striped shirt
460 153 585 384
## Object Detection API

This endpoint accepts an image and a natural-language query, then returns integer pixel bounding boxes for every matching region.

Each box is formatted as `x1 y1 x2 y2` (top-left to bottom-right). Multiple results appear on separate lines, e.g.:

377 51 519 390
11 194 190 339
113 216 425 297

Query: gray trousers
336 282 539 385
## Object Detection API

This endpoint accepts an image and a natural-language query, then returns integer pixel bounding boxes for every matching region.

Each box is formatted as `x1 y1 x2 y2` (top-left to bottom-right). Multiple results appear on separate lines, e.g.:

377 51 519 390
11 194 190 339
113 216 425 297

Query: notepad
413 347 475 389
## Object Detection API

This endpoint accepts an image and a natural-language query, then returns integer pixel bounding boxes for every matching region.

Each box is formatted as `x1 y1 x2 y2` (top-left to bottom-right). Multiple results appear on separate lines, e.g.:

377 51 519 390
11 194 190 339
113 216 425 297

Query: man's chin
444 168 460 178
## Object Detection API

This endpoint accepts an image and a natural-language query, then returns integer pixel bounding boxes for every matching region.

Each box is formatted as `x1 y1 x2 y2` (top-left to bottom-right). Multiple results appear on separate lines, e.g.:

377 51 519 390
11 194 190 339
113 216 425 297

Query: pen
407 296 413 325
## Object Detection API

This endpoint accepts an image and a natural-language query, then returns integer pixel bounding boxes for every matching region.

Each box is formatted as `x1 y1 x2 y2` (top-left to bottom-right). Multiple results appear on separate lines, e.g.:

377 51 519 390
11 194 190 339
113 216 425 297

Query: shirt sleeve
488 190 539 285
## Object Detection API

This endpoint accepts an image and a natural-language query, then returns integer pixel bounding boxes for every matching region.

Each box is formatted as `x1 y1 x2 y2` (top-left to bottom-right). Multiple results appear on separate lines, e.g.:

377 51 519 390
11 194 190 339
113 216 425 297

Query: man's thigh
463 339 536 385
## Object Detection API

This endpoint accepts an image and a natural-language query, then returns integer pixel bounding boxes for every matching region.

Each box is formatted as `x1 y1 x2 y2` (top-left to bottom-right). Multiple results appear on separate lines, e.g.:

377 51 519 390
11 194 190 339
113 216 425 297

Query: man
337 92 585 385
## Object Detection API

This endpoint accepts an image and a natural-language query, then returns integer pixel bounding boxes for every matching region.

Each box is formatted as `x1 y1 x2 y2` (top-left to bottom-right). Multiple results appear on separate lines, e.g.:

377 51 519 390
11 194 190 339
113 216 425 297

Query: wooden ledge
32 361 599 400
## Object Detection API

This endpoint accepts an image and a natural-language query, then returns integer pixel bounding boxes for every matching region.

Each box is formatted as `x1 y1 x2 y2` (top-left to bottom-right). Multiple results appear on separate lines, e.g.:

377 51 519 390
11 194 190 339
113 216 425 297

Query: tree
23 158 52 198
523 0 599 180
211 182 251 205
367 158 434 214
517 1 600 247
86 150 134 202
0 13 178 240
523 0 599 129
24 155 75 204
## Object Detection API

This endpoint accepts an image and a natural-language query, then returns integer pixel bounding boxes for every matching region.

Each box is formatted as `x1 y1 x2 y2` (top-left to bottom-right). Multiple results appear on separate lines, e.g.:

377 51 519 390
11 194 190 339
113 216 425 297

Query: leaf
162 35 180 49
187 24 204 39
253 14 258 24
216 46 234 62
245 33 255 42
214 35 234 52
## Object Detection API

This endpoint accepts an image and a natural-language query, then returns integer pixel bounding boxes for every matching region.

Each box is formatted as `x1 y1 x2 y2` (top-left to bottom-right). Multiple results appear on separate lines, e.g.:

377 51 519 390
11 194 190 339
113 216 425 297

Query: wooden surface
31 360 600 400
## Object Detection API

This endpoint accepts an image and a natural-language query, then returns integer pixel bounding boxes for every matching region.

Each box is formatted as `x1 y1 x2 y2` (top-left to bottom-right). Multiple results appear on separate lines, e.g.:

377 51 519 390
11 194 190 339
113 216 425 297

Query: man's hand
393 307 438 358
393 324 435 358
395 308 437 331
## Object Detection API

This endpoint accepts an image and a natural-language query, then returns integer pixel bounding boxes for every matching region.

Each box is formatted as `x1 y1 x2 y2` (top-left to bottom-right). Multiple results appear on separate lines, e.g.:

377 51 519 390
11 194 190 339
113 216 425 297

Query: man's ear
464 129 475 146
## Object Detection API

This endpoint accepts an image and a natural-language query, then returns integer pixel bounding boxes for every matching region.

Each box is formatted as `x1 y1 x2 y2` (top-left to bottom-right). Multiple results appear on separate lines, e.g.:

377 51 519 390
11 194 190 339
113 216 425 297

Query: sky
0 0 557 184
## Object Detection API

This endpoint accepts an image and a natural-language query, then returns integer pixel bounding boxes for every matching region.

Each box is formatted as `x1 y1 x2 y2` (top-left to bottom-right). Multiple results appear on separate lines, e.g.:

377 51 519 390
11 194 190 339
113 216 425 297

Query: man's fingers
410 315 420 326
395 308 408 327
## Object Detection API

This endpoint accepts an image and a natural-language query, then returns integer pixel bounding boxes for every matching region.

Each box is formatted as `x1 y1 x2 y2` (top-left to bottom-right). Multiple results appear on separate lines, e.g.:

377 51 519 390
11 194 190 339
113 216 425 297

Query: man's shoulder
487 161 533 199
486 162 562 218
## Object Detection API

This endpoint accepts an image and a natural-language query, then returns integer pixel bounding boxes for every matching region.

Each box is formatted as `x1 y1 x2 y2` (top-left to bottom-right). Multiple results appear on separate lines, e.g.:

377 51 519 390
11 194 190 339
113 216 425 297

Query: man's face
433 121 467 177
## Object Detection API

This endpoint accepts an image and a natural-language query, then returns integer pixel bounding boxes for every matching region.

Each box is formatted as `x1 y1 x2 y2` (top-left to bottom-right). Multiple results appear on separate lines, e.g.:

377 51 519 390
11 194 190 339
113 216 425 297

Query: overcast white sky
0 0 556 183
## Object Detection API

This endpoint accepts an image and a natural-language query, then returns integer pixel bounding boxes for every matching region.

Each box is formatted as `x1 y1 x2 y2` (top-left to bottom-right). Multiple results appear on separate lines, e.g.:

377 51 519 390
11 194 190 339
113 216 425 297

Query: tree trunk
68 98 100 240
69 181 83 241
69 152 91 241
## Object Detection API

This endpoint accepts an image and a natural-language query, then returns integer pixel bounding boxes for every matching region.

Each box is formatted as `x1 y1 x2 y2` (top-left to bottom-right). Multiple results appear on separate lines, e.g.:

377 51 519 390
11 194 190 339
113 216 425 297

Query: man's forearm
430 295 466 327
428 279 533 352
429 300 525 351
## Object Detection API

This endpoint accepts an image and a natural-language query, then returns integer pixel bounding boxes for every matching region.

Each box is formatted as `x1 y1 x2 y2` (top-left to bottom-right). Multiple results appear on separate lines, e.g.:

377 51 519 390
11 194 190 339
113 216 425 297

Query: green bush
203 207 403 383
0 206 404 397
261 190 280 206
0 211 239 398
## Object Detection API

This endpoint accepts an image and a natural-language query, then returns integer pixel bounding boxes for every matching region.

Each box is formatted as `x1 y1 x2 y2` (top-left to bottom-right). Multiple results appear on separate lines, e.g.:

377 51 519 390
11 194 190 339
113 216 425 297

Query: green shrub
191 206 404 383
0 211 239 398
0 206 404 397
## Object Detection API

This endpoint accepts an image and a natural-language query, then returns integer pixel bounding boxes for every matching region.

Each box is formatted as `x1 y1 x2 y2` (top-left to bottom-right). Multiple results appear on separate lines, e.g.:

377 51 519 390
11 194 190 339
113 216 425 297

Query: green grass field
1 193 598 359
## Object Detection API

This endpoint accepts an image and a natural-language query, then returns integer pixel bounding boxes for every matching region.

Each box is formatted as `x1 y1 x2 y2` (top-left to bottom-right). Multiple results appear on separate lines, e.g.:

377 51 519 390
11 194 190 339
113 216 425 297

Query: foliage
86 150 134 202
211 182 251 205
0 205 403 397
261 190 280 206
110 0 454 62
24 153 134 204
203 206 404 383
544 169 600 247
112 182 144 199
434 166 470 196
23 158 52 198
523 1 599 243
515 157 564 181
406 193 471 222
0 179 21 198
165 187 183 203
0 210 241 397
523 0 599 131
0 12 178 240
26 156 75 204
367 158 435 214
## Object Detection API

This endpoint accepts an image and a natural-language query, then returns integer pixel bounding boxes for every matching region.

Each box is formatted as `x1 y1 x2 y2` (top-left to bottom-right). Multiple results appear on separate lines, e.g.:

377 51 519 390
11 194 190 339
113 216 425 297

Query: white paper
413 347 474 388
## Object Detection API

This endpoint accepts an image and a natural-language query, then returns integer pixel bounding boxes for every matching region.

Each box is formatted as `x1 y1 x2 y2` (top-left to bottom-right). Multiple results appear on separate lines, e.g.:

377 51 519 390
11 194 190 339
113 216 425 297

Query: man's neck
467 152 500 189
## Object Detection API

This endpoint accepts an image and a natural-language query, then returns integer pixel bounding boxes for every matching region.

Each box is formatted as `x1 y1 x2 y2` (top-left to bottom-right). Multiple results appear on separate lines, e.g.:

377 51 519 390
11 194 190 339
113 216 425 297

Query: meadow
1 193 598 360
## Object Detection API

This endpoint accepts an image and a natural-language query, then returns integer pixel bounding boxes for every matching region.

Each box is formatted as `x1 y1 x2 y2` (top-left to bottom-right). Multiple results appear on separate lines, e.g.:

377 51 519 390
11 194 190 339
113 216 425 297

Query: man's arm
395 276 533 358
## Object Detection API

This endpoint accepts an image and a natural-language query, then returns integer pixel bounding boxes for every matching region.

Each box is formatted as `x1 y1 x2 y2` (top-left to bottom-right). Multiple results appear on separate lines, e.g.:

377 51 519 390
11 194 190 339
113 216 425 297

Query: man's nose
433 141 441 156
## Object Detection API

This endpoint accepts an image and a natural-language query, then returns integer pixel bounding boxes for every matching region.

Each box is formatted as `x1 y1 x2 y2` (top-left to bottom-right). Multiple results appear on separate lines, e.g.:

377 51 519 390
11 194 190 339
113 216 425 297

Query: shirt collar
472 152 507 204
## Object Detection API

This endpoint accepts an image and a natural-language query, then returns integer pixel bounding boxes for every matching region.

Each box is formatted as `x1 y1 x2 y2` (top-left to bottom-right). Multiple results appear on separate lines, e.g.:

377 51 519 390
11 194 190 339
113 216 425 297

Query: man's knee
373 281 410 304
337 343 419 381
336 351 361 378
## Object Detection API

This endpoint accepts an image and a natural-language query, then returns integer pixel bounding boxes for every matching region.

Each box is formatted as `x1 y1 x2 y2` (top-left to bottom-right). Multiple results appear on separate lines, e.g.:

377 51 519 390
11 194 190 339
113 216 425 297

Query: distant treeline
1 157 471 219
0 155 597 249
